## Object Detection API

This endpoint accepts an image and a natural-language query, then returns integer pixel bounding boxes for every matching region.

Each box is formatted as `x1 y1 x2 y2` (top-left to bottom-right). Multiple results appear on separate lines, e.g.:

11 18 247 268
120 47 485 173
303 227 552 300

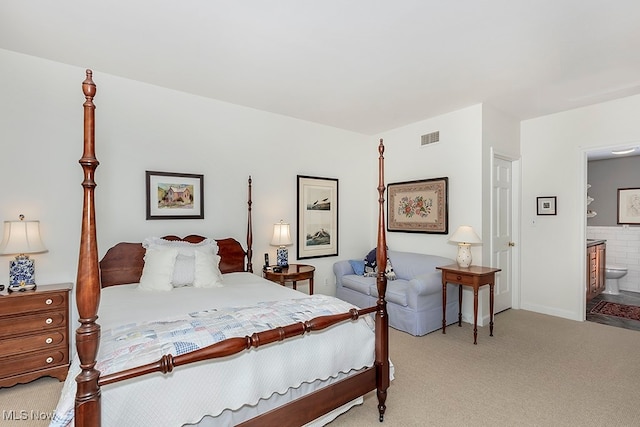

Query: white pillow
142 237 220 287
172 254 195 287
194 249 224 288
138 247 178 291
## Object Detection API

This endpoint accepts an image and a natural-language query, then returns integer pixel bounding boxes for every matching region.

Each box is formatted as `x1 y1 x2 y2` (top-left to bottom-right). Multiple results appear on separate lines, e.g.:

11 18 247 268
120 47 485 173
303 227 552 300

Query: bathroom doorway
585 144 640 328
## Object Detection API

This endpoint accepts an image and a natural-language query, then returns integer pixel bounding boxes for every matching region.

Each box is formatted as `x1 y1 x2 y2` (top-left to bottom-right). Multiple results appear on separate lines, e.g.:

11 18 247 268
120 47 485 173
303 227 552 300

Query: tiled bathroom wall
587 226 640 292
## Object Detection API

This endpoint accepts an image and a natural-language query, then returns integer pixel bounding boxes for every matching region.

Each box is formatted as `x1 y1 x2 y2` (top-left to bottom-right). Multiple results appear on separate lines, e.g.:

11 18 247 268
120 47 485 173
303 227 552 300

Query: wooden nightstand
0 282 72 387
263 264 315 295
436 264 501 344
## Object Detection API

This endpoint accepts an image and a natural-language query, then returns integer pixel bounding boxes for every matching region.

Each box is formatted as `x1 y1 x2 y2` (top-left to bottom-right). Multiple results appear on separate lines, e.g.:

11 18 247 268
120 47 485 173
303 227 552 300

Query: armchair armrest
410 271 443 295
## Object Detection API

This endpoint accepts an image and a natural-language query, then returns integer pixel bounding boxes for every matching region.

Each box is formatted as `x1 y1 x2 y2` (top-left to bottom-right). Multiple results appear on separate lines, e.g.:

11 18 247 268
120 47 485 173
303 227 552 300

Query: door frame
490 148 521 310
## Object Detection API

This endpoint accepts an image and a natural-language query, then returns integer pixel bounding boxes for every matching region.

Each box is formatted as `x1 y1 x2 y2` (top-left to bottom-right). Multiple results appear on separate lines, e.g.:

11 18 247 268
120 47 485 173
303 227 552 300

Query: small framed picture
536 196 557 216
146 171 204 220
617 187 640 225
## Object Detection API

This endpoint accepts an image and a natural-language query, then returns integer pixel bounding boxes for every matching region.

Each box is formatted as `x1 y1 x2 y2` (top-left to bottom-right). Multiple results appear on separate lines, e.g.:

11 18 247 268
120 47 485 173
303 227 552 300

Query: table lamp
448 225 481 268
0 215 48 289
270 220 292 267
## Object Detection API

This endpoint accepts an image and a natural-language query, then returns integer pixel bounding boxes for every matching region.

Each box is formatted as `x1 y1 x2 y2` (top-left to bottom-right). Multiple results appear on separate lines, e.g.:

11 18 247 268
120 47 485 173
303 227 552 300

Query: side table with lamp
439 225 501 344
0 215 71 387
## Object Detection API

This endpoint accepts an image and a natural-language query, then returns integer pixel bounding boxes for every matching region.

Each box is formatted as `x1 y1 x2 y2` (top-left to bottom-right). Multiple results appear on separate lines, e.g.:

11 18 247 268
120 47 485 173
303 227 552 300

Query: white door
491 155 514 313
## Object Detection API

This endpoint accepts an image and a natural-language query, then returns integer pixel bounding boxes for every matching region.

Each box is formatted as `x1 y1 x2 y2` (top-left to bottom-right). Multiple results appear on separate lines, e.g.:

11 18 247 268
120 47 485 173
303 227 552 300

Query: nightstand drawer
0 347 68 379
443 271 475 285
0 329 66 358
0 311 66 339
0 291 67 316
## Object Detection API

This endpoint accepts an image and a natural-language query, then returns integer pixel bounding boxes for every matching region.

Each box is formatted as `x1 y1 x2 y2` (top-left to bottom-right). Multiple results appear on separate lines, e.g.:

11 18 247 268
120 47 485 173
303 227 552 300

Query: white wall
0 49 377 301
521 93 640 320
378 105 483 260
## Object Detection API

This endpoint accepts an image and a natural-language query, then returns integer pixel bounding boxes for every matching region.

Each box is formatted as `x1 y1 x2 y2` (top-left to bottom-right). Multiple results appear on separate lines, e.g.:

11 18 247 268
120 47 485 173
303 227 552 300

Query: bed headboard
99 235 250 288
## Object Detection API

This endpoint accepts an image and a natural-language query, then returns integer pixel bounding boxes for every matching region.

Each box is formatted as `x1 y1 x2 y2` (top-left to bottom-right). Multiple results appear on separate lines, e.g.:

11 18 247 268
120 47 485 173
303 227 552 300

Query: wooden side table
436 264 501 344
0 282 72 387
263 264 315 295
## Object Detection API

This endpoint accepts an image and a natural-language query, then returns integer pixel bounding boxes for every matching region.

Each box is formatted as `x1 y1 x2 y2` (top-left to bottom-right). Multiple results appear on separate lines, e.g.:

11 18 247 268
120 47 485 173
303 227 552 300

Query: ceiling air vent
421 131 440 147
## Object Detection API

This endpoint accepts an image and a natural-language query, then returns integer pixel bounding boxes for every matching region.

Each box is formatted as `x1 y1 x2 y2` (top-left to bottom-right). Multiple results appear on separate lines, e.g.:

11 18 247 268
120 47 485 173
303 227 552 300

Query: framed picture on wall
617 187 640 224
536 196 557 215
297 175 339 259
387 177 448 234
146 171 204 219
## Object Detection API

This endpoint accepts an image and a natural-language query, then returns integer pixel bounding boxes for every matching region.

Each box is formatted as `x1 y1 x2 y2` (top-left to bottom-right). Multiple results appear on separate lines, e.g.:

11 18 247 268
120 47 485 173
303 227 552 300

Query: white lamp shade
270 221 292 247
448 225 481 244
0 219 47 255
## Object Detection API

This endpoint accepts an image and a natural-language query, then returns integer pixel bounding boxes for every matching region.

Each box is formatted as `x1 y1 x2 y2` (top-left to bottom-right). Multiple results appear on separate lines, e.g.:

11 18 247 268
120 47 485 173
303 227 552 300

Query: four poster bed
52 70 391 426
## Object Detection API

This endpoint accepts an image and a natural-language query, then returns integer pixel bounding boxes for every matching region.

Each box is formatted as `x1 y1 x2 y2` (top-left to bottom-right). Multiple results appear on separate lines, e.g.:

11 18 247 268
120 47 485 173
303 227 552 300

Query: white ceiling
2 1 640 138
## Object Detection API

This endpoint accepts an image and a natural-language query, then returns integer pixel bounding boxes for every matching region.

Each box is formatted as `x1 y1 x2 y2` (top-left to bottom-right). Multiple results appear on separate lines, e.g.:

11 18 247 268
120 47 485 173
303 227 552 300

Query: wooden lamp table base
436 264 501 344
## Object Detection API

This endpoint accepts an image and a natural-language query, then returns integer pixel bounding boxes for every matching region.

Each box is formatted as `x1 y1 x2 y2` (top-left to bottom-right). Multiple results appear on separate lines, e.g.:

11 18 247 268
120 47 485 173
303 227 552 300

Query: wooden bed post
75 69 102 426
246 176 253 273
375 139 390 421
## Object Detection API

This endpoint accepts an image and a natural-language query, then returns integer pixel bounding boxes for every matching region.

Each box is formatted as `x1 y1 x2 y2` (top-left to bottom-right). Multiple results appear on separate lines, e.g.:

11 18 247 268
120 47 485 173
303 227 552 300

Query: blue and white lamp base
276 247 289 267
9 255 36 286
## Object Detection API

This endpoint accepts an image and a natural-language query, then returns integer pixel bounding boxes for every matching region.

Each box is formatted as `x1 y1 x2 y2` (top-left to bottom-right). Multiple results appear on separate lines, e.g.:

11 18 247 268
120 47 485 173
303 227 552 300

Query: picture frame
146 171 204 220
617 187 640 225
387 177 448 234
536 196 557 216
297 175 338 260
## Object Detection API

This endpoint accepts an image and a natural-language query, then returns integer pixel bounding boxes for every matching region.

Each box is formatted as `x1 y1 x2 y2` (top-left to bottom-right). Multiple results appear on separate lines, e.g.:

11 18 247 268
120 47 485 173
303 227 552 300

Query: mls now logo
2 410 29 420
2 410 54 421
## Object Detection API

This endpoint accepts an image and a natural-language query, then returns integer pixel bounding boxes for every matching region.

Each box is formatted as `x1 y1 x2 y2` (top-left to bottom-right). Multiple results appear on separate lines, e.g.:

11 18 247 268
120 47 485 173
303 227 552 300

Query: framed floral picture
297 175 338 259
387 177 448 234
146 171 204 220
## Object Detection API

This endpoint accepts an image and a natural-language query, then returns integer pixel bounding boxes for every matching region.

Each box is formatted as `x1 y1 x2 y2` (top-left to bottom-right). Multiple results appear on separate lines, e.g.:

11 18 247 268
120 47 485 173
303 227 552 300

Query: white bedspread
51 273 378 427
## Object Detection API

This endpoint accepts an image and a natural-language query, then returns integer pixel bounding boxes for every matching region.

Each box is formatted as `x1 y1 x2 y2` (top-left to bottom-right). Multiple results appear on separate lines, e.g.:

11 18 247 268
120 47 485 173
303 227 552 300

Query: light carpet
1 309 639 426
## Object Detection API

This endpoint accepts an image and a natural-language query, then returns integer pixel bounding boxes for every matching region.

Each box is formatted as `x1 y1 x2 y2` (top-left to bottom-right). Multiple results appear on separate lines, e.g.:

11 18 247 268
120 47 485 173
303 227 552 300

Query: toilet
604 265 628 295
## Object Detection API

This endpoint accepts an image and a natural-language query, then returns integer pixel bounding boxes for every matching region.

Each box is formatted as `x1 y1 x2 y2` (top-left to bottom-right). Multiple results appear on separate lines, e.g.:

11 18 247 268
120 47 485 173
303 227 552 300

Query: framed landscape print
617 187 640 224
297 175 338 259
146 171 204 220
387 177 448 234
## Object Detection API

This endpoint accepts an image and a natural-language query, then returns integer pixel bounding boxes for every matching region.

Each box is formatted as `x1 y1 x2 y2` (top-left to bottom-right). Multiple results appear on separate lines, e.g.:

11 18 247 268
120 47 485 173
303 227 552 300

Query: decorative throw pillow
363 247 396 280
138 247 178 291
348 260 366 276
193 249 224 288
363 248 377 277
172 254 196 287
142 237 220 287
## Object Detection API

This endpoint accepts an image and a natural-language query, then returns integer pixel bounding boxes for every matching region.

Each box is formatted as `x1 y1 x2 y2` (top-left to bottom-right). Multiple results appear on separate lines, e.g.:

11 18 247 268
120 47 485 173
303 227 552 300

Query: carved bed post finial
75 69 102 426
375 138 389 421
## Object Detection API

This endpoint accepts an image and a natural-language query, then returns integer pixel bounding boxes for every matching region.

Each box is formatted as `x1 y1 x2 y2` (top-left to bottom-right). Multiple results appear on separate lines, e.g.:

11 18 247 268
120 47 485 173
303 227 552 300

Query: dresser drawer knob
46 357 53 364
46 337 53 344
456 275 462 280
45 318 53 324
45 298 53 305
